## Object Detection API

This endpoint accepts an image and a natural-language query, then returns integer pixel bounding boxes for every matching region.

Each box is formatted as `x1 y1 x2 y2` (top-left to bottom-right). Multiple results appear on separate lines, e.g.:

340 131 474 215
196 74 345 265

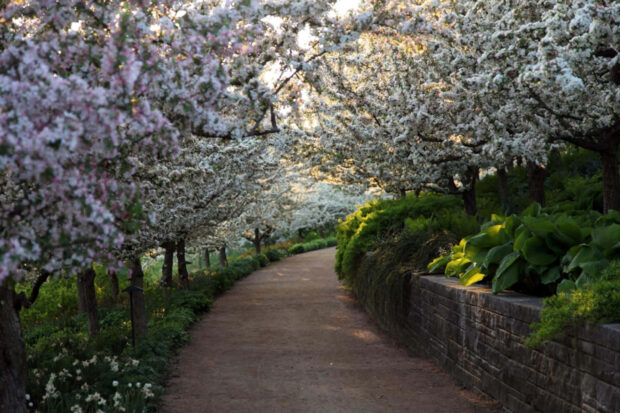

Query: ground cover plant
526 259 620 347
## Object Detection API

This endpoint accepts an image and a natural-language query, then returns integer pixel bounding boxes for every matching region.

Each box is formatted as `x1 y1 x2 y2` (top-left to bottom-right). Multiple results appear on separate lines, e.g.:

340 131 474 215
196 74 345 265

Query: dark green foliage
430 204 620 295
287 237 337 255
335 192 472 283
303 231 321 242
526 260 620 347
265 248 286 262
253 253 269 267
288 243 306 254
302 237 337 251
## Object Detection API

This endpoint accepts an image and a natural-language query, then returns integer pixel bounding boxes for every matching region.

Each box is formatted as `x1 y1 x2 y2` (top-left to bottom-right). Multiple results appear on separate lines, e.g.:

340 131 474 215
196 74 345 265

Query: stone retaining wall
361 275 620 412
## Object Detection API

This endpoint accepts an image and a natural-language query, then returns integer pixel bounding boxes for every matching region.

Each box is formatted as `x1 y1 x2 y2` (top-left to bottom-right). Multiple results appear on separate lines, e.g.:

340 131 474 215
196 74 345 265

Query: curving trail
161 248 498 413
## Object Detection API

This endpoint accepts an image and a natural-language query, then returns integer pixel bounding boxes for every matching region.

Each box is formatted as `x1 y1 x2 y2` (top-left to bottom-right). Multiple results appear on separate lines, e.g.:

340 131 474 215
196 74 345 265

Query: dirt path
161 248 498 413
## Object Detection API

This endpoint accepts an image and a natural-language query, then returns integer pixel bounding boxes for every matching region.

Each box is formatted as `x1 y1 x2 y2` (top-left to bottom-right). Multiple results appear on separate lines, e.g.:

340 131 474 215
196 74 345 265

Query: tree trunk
600 145 620 213
526 160 546 206
497 166 510 209
77 267 99 336
108 270 119 303
0 282 27 413
177 239 189 289
253 228 261 255
462 166 478 216
219 245 228 267
204 248 211 268
130 257 148 337
161 241 175 290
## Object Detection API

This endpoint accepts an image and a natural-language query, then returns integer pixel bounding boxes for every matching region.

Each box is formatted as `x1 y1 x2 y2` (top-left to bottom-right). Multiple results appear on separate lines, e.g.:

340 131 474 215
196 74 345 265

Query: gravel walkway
161 248 499 413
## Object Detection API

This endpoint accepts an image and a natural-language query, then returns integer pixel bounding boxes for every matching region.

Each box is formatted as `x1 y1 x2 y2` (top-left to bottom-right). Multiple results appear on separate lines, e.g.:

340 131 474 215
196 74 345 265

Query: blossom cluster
298 0 619 199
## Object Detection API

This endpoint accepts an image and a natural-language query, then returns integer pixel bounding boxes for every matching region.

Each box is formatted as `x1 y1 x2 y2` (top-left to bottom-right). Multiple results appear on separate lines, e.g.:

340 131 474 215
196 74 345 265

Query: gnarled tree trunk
601 145 620 213
161 241 175 292
219 245 228 267
253 228 261 255
204 248 211 268
497 166 510 209
462 166 478 216
177 239 189 289
77 267 99 336
130 257 148 337
0 282 27 413
108 270 119 303
526 160 546 206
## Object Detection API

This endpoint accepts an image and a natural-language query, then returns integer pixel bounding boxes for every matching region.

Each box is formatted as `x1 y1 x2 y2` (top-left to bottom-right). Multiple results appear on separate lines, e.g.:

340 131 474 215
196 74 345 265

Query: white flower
112 380 118 387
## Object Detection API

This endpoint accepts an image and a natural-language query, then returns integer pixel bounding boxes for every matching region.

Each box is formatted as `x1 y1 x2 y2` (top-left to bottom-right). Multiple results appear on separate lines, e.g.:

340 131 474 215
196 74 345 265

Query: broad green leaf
490 214 504 224
496 251 520 278
526 263 548 276
579 259 609 279
575 272 595 288
591 224 620 252
567 245 605 273
464 242 490 264
452 238 467 254
445 257 471 277
554 217 583 244
502 215 520 239
557 279 576 294
541 266 562 285
492 259 520 293
522 202 542 217
484 242 513 266
485 224 508 245
580 227 593 240
521 236 557 266
428 255 451 273
459 264 487 286
467 232 493 248
513 226 530 251
544 234 568 255
595 209 620 225
523 217 556 239
562 244 583 270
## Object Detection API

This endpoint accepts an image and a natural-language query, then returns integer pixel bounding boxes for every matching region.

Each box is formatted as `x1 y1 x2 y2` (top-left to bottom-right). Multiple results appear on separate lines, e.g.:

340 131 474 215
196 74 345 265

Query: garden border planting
357 274 620 412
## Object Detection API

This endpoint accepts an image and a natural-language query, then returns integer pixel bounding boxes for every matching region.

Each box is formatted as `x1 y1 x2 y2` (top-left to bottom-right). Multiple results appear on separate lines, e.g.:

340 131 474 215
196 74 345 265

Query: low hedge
335 193 477 284
287 237 336 255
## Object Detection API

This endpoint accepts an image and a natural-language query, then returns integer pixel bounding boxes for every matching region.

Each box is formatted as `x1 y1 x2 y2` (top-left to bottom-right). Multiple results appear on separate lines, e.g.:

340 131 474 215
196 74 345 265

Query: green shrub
265 249 286 262
288 243 305 254
526 260 620 347
303 231 321 242
254 253 269 267
335 192 468 283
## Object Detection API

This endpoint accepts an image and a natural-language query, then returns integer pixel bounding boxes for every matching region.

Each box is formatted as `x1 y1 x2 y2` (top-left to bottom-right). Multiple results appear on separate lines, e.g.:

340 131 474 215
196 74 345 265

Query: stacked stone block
357 274 620 412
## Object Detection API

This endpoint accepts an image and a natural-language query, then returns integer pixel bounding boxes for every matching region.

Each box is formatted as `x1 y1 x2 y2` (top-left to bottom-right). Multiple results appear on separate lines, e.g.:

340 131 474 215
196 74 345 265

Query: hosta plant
429 204 620 295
